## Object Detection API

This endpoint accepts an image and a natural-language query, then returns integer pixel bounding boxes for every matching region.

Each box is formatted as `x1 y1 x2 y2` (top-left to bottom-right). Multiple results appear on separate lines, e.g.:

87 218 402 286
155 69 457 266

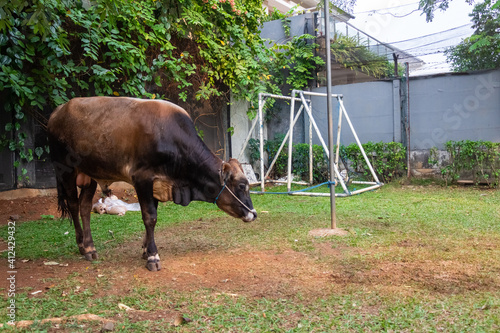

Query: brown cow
47 97 257 271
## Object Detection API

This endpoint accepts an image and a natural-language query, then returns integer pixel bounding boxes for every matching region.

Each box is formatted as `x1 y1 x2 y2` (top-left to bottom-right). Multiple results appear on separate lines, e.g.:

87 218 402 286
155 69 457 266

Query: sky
348 0 476 75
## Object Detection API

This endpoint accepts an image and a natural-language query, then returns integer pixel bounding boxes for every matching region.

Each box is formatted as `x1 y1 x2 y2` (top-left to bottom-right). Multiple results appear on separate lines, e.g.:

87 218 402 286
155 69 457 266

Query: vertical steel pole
324 1 336 229
405 62 411 179
287 91 296 192
309 101 313 185
259 94 265 192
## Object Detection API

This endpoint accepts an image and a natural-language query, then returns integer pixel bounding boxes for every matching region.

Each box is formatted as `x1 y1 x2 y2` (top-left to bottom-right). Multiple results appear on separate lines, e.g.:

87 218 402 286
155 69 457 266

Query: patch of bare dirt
0 185 137 225
3 238 498 307
314 242 500 295
0 196 59 225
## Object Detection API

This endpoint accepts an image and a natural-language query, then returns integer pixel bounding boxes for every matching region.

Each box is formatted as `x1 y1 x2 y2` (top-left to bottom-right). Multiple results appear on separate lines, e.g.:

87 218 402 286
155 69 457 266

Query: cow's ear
228 158 244 173
221 162 232 185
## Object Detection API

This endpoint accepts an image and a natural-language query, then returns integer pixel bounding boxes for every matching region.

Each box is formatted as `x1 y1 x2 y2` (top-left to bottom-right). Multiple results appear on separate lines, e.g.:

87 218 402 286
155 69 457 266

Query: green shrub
343 141 406 183
248 135 406 184
293 143 328 183
265 133 289 178
440 140 500 186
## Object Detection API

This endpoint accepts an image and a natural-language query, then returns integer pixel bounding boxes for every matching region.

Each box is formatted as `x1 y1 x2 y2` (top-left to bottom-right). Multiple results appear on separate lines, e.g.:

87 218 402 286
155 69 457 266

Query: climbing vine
0 0 278 184
0 0 368 186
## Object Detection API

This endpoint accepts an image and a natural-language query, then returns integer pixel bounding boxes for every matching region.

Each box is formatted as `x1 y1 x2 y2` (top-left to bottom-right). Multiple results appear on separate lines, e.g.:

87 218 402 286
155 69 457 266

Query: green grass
4 287 499 332
1 183 499 331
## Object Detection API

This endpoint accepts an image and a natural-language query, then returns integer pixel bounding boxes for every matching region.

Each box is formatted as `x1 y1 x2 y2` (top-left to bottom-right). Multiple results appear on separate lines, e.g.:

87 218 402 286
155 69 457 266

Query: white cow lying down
92 195 141 216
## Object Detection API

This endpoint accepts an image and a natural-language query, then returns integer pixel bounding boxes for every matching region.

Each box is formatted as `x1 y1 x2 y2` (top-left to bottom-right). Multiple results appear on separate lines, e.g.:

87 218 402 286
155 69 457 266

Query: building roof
263 0 320 13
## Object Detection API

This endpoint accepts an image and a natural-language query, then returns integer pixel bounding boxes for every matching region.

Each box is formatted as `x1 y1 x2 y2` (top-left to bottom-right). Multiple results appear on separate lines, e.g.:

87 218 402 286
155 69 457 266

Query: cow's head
215 159 257 222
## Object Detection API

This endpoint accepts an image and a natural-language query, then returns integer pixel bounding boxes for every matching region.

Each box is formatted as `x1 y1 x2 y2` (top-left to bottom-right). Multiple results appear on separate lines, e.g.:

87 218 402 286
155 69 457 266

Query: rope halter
213 162 253 213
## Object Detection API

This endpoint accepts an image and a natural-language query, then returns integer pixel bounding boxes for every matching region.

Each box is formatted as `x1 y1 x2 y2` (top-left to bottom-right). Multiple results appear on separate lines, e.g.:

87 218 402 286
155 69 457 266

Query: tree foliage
418 0 475 22
0 0 327 184
330 34 393 78
445 0 500 71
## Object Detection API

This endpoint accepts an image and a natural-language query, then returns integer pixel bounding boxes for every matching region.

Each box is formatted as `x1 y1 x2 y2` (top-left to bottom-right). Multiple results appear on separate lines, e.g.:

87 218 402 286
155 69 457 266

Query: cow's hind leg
135 181 161 271
57 170 85 255
79 178 98 260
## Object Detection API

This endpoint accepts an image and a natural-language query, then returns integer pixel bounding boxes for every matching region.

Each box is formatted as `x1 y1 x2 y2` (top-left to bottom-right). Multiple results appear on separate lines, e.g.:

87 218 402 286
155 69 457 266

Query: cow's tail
56 177 72 220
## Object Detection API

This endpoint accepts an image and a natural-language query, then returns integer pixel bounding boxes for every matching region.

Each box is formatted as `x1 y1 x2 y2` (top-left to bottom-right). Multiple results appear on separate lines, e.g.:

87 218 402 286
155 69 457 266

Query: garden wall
257 68 500 178
303 69 500 150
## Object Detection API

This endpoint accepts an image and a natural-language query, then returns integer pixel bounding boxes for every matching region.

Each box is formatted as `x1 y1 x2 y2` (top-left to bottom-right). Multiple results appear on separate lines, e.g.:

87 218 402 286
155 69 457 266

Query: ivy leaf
35 147 44 159
154 75 162 87
469 37 491 51
0 34 8 46
0 55 11 66
15 111 24 120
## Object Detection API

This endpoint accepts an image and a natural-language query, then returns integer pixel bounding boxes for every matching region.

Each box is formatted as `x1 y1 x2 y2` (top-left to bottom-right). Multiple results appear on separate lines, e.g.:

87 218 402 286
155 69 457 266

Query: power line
353 1 421 15
397 31 472 51
375 8 421 18
386 24 473 45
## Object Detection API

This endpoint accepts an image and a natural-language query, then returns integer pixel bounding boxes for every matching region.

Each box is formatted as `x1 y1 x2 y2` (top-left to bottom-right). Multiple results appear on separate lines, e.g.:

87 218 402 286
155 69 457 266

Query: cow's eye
239 183 247 191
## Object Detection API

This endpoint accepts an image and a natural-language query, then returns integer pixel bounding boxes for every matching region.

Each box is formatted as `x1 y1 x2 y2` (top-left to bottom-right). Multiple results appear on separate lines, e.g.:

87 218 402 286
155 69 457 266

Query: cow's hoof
146 253 161 271
84 252 98 261
146 260 161 271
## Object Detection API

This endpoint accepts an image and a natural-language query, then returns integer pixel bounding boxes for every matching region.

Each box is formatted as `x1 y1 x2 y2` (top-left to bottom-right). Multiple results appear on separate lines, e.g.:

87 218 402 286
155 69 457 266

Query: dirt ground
7 233 497 303
1 187 499 330
0 185 136 225
1 186 497 298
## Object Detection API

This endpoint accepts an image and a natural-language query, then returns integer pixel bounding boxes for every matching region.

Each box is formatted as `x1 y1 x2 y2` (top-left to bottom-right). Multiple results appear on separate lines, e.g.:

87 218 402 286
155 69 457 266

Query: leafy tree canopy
445 0 500 71
418 0 475 22
0 0 325 183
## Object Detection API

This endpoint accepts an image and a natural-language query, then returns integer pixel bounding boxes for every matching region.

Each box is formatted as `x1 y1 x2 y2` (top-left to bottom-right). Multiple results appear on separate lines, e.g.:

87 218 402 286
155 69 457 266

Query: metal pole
288 91 297 192
335 97 343 166
259 94 265 192
309 101 313 185
237 115 259 161
324 0 336 229
299 92 329 155
405 62 411 179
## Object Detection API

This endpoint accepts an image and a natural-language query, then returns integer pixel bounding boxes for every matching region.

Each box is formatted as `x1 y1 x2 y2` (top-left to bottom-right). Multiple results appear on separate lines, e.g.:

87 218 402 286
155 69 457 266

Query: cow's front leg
79 178 98 260
135 181 161 271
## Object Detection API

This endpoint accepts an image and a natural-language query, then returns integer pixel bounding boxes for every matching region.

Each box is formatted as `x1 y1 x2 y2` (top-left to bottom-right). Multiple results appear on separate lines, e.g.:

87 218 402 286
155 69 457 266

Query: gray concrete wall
233 69 500 173
410 70 500 150
307 81 399 147
296 69 500 150
260 13 315 43
257 69 500 177
230 97 254 162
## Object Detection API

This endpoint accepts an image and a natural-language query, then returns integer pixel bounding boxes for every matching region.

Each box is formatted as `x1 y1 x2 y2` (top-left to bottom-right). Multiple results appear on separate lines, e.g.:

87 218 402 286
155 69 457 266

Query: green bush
249 135 324 181
265 133 289 178
293 143 328 183
440 140 500 186
248 136 406 184
343 141 406 183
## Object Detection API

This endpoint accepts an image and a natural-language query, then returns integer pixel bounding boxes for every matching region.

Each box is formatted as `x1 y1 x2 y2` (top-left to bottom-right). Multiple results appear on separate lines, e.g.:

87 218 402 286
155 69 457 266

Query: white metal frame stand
237 90 383 197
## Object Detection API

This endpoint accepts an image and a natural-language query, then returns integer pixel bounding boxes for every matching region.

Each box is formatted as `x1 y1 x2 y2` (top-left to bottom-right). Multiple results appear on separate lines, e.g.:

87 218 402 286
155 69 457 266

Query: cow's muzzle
242 209 257 222
215 183 257 222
